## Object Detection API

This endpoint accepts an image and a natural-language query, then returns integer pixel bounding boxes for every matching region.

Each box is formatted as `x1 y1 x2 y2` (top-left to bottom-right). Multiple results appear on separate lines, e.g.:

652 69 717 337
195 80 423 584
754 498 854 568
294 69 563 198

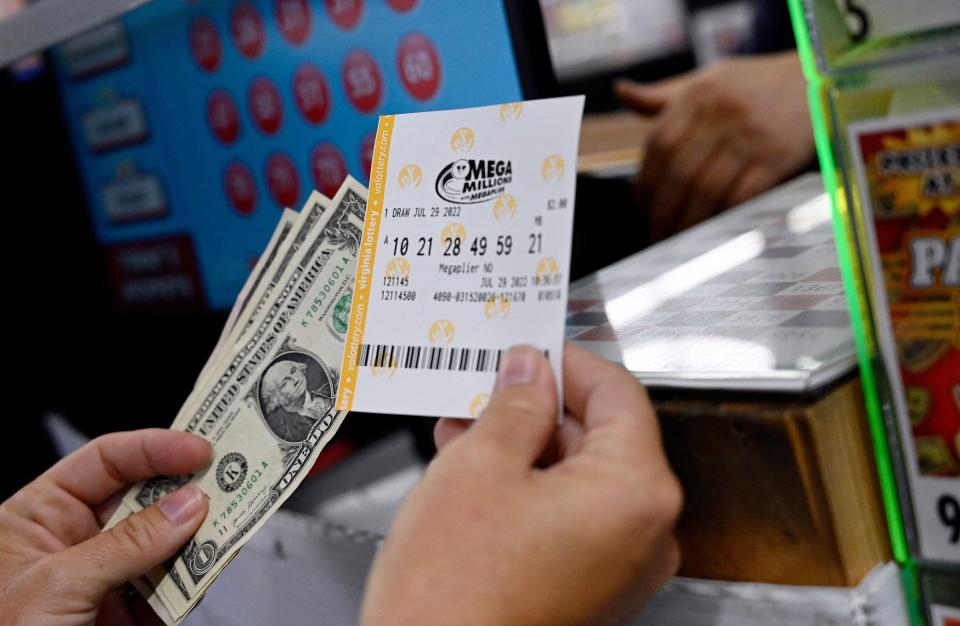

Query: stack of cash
105 176 369 624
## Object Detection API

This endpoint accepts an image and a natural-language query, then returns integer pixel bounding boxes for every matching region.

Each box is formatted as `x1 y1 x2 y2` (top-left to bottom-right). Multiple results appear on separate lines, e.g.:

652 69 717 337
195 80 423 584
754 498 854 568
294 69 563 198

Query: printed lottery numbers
386 234 537 257
390 237 431 257
938 493 960 544
528 233 542 254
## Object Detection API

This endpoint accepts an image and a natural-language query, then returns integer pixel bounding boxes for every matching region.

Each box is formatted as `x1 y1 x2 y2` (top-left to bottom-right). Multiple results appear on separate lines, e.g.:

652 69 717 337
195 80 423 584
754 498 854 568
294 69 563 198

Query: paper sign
931 603 960 626
337 96 584 418
848 109 960 564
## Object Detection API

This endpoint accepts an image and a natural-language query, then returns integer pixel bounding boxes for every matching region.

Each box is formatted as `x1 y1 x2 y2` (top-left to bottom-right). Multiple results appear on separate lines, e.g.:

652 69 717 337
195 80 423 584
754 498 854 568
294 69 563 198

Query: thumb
468 345 558 468
55 485 208 600
615 77 685 115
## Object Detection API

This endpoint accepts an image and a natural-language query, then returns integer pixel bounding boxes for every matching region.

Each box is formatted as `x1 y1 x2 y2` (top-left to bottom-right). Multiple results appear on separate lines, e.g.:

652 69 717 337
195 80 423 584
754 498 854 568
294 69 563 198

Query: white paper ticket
337 96 585 418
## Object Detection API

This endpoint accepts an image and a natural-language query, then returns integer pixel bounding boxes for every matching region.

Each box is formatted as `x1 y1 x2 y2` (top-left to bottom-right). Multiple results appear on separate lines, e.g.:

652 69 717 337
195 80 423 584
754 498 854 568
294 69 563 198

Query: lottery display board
53 0 523 310
568 174 859 393
789 0 960 621
847 110 960 565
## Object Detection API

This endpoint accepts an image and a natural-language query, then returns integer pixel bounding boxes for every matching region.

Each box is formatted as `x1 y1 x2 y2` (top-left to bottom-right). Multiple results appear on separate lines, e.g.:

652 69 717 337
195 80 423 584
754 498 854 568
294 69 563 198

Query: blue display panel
55 0 523 310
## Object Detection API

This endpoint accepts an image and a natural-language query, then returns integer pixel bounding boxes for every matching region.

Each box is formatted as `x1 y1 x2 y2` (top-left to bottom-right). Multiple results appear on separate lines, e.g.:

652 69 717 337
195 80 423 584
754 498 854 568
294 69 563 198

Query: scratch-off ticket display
337 96 584 418
848 108 960 563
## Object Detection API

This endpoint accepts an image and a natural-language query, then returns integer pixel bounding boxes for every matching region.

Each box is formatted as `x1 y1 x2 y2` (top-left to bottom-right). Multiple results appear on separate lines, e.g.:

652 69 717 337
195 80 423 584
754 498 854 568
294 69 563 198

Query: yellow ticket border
337 114 395 410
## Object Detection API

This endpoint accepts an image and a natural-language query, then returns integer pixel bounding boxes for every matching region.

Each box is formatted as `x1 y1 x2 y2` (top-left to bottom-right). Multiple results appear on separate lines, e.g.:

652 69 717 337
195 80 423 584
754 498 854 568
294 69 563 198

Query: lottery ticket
847 108 960 564
337 96 585 418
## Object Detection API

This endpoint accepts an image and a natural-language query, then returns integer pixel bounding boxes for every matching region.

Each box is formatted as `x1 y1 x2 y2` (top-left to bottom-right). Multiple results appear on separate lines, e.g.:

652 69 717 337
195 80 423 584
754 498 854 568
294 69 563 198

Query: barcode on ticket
357 344 550 373
358 344 504 373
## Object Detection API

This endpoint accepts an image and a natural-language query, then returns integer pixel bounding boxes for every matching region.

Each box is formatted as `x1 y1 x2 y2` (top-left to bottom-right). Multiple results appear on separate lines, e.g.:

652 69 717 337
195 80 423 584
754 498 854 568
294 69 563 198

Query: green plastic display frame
788 1 960 624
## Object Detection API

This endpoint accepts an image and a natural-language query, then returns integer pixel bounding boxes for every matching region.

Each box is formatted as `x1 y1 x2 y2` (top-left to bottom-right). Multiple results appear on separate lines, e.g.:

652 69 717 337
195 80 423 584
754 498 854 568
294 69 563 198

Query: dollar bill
193 191 331 391
196 208 297 386
227 191 332 350
182 191 338 424
106 178 367 623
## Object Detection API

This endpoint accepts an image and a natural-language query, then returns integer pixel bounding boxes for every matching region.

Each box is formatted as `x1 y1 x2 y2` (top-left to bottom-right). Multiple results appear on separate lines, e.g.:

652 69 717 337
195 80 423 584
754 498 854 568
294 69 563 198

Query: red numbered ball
225 161 257 215
325 0 363 30
189 15 222 72
206 89 240 144
387 0 417 12
397 32 440 101
266 152 301 208
293 63 331 125
248 77 284 135
274 0 311 45
342 49 382 114
230 1 266 60
359 131 375 181
310 143 347 198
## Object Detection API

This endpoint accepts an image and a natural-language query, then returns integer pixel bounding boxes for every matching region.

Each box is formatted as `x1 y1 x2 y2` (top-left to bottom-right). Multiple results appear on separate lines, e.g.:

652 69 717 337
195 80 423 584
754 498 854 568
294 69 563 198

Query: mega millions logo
435 158 514 204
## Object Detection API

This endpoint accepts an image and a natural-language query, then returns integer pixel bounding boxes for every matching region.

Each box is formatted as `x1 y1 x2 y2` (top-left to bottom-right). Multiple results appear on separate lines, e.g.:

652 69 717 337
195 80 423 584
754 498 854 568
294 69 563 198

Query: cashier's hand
0 429 212 626
361 344 682 626
616 50 814 242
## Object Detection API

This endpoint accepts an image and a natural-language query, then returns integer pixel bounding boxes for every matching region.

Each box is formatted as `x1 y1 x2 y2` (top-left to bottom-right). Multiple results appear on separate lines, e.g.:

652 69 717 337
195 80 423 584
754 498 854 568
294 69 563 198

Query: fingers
562 344 662 456
433 418 471 451
562 343 636 422
636 100 697 242
44 429 213 508
614 77 687 116
51 485 208 600
466 345 558 469
727 163 784 208
537 416 586 466
677 147 752 232
646 122 724 240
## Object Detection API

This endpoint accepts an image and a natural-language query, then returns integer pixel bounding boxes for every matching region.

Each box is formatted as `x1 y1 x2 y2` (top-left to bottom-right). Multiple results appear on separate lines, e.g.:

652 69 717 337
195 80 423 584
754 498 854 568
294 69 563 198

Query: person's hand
361 344 682 626
616 51 814 242
0 429 212 626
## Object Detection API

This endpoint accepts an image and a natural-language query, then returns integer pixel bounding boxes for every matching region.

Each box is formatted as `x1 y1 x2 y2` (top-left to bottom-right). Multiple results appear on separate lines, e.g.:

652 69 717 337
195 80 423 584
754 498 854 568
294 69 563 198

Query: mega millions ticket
337 96 585 418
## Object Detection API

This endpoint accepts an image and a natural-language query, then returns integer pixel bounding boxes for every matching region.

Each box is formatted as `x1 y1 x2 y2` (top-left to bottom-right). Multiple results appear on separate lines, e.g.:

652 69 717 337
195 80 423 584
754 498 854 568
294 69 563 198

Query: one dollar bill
106 178 368 624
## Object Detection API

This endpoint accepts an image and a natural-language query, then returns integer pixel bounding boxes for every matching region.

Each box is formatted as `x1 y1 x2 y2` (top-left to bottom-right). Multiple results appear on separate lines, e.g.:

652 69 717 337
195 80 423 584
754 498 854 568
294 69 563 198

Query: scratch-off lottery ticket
849 108 960 563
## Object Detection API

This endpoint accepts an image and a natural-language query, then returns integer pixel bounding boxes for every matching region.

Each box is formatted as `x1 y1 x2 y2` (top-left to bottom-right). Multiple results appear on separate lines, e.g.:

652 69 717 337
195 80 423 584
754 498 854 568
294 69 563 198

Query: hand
361 344 682 626
0 429 212 626
616 51 814 241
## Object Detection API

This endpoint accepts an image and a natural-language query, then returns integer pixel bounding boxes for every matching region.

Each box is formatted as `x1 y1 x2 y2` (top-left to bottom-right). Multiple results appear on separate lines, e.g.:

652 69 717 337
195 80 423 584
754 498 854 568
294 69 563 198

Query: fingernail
495 347 539 390
158 485 205 525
